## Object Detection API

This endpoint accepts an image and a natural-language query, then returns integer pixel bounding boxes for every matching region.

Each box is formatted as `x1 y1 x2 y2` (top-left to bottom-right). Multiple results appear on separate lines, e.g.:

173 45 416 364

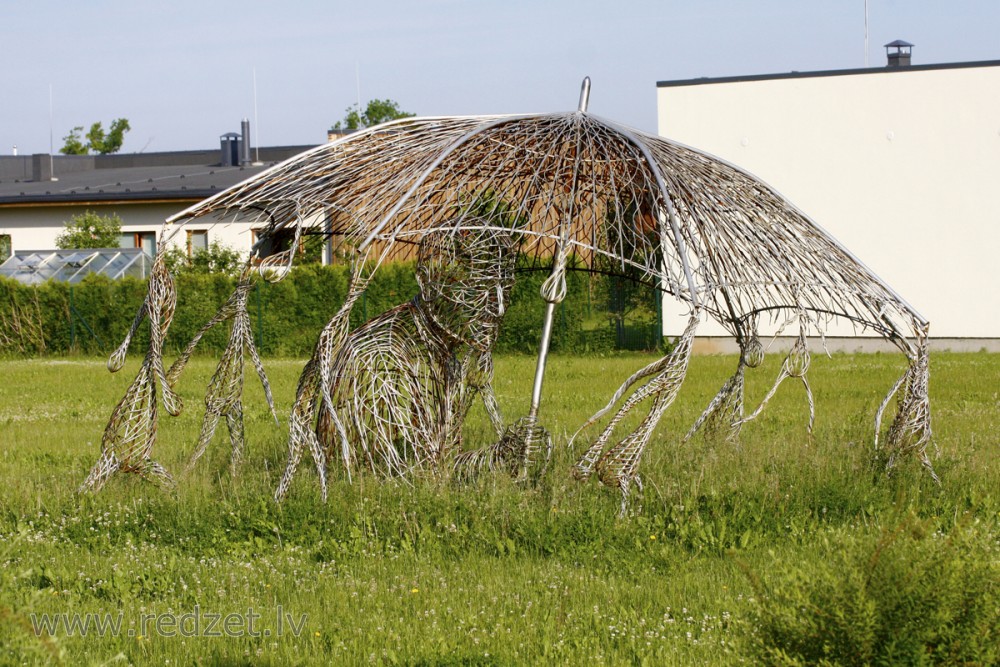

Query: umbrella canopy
164 94 924 347
84 80 934 503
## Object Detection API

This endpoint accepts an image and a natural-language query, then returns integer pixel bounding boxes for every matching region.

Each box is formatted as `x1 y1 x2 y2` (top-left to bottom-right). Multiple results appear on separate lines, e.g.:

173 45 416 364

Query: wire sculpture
80 253 180 491
283 225 521 499
572 313 699 514
166 262 278 475
876 328 936 481
84 79 936 510
684 322 764 444
739 316 816 434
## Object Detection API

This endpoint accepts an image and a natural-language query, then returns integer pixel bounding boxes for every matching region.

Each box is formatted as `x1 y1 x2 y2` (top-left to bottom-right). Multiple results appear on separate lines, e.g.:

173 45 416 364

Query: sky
4 1 999 155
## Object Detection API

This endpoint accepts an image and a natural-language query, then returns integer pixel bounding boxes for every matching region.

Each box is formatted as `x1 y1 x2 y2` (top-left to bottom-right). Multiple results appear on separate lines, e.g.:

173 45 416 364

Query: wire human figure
167 261 277 475
277 223 537 499
318 226 516 475
80 255 181 491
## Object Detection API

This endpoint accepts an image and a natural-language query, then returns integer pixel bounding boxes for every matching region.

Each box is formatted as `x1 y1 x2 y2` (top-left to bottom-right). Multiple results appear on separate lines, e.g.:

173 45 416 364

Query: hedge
0 262 664 357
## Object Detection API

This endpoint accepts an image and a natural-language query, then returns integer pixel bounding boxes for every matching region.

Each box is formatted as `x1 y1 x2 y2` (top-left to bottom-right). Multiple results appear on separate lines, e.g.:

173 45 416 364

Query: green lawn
0 352 997 665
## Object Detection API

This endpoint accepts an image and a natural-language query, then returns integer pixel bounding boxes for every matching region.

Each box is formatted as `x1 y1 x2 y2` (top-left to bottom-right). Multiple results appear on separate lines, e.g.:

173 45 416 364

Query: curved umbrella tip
578 77 591 113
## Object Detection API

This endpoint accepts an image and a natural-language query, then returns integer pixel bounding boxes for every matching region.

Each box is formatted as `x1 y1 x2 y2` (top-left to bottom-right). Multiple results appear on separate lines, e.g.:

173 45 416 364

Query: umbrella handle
528 300 558 421
528 251 569 420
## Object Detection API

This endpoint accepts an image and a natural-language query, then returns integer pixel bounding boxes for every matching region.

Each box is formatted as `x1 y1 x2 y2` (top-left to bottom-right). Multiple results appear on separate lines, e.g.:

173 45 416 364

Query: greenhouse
0 248 152 285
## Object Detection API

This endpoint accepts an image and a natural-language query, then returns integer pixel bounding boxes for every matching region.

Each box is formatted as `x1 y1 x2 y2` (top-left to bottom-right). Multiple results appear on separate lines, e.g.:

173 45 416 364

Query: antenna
48 84 56 181
356 61 362 113
864 0 870 67
252 67 261 164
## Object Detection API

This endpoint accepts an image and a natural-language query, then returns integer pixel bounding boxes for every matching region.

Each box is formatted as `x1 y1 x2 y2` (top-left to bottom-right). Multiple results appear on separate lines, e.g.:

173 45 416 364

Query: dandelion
314 631 321 637
411 588 419 594
649 534 657 540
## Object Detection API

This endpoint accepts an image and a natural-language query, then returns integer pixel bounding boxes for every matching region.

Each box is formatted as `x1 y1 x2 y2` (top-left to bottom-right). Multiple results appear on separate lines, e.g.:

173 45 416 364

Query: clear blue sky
4 1 999 155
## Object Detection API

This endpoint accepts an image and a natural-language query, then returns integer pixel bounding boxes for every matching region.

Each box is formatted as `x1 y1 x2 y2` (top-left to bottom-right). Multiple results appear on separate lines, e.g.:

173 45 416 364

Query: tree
59 119 131 155
55 211 123 249
87 119 131 154
60 128 88 155
333 99 414 131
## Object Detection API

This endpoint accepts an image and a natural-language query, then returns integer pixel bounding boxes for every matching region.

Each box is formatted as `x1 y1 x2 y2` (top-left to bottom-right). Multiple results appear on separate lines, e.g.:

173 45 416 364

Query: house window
0 235 11 262
120 231 156 257
252 227 322 264
252 227 295 259
187 230 208 256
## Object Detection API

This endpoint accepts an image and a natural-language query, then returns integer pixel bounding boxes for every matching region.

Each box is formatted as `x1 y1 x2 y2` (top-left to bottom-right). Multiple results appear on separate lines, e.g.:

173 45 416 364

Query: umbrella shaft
529 301 557 420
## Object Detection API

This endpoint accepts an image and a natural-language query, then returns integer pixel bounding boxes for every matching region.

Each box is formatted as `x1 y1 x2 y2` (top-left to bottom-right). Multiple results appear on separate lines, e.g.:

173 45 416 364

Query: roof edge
0 192 209 207
657 58 1000 88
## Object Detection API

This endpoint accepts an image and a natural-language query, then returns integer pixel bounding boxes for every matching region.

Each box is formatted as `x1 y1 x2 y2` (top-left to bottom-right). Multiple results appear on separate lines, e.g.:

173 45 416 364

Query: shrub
744 513 1000 666
161 241 242 278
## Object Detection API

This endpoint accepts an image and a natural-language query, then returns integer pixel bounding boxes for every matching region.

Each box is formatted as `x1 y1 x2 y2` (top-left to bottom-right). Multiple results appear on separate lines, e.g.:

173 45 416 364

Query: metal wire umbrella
82 79 934 509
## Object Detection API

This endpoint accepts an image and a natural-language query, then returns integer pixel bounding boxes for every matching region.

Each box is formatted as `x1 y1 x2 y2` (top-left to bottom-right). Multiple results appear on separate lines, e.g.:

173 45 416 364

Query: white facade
0 202 258 257
657 61 1000 340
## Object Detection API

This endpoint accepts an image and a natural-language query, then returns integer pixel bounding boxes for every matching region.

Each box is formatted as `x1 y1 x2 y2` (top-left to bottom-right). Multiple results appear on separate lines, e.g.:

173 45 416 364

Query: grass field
0 351 997 665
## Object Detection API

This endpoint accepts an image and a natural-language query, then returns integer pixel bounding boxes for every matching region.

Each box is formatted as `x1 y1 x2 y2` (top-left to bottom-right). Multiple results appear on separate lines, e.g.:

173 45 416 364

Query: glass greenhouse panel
0 248 152 284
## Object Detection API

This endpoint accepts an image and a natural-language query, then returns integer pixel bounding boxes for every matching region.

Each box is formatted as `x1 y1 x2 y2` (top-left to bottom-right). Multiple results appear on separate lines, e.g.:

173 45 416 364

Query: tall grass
0 352 996 664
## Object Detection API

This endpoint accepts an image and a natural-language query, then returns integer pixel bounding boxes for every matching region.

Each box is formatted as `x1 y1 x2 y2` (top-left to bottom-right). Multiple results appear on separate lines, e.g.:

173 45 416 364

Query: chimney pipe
885 40 914 68
31 153 52 182
241 118 252 165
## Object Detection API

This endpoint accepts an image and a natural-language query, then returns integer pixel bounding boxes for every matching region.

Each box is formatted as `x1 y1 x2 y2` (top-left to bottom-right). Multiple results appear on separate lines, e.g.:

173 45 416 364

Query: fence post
69 286 76 350
587 276 592 318
66 284 103 352
614 277 625 349
560 299 566 350
654 285 663 349
256 281 264 352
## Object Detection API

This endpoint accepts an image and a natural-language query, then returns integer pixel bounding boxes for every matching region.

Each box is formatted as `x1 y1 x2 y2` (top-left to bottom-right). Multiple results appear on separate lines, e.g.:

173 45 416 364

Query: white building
657 44 1000 348
0 136 317 268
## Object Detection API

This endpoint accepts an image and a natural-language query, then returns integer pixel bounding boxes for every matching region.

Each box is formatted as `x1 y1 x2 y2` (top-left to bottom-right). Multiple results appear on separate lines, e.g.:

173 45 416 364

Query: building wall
657 63 1000 339
0 202 259 256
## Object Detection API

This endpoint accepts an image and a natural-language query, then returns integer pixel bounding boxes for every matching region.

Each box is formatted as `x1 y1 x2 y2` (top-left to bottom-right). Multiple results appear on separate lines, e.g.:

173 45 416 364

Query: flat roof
0 145 316 206
657 58 1000 88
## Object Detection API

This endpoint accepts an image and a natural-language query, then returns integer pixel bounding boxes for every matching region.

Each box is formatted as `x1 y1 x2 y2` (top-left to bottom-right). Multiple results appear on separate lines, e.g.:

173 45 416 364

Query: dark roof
657 58 1000 88
0 145 316 206
885 39 915 48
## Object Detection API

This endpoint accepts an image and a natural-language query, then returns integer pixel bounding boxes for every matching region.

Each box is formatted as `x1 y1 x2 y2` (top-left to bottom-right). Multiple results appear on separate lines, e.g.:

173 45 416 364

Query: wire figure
80 254 181 491
167 261 278 475
278 224 527 499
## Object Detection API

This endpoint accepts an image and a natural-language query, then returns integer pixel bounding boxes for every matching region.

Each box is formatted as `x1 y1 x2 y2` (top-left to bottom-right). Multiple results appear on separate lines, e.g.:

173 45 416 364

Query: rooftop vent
220 132 242 167
885 40 914 68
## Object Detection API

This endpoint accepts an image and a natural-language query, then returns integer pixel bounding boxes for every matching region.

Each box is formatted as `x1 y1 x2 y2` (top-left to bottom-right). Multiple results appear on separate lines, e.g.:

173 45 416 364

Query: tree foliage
55 211 123 249
60 128 88 155
60 119 131 155
161 241 243 278
333 99 414 131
